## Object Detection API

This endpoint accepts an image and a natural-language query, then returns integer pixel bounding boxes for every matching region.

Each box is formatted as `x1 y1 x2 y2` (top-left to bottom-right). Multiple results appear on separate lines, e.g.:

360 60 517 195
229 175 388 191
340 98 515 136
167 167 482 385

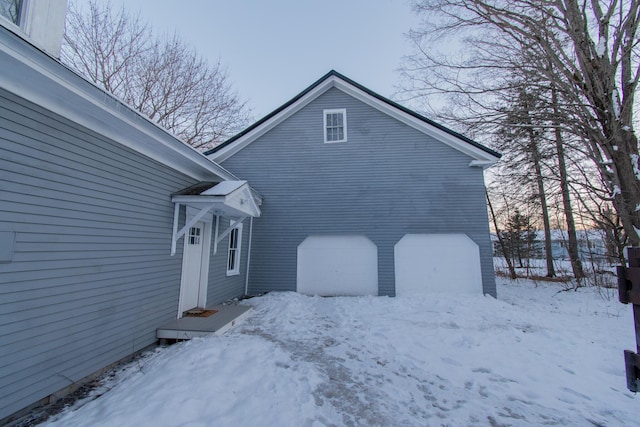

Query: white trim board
323 108 348 143
170 181 260 256
0 27 237 182
208 74 500 167
225 221 243 276
177 207 214 318
210 77 331 162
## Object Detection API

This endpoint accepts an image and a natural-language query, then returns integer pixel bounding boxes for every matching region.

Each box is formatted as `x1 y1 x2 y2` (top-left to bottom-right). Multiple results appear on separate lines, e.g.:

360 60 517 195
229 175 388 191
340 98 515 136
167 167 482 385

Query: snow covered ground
42 277 637 426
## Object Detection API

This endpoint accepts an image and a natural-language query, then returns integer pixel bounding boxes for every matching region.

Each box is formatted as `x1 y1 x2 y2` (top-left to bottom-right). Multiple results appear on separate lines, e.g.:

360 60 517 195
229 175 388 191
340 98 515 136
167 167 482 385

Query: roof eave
207 70 501 164
208 74 340 162
0 26 236 182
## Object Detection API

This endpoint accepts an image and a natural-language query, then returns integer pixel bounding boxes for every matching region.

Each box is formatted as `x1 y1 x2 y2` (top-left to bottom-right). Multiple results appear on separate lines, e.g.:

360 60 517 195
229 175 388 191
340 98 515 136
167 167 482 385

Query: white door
394 234 482 296
297 235 378 296
180 222 206 311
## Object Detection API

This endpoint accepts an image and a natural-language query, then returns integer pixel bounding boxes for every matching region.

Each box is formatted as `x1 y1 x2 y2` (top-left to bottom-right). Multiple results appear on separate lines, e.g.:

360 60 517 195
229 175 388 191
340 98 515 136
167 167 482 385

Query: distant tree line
401 0 640 281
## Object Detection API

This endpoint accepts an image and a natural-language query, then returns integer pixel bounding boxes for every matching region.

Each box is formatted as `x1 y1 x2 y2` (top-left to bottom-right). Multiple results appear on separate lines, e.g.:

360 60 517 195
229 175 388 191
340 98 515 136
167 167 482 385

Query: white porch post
171 203 181 256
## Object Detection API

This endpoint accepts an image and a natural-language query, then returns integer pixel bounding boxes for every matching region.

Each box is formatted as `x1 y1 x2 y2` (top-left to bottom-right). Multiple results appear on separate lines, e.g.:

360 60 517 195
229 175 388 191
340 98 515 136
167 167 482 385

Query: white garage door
297 235 378 296
394 234 482 296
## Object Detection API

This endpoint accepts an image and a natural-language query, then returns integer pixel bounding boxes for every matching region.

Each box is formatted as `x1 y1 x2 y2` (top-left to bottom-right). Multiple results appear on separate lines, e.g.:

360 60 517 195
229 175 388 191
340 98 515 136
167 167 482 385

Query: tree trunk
551 84 584 279
487 191 517 279
610 136 640 246
526 126 555 277
560 0 640 246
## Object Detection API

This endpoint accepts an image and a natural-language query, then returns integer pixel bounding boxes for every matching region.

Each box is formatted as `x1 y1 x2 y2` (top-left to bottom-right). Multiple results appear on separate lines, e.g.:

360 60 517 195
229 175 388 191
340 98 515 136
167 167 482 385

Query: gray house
1 1 499 421
0 1 260 422
206 71 500 298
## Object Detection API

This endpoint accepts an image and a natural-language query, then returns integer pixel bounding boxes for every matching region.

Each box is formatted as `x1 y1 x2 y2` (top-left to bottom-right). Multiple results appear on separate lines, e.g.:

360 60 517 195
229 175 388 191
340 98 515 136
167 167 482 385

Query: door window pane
189 227 201 245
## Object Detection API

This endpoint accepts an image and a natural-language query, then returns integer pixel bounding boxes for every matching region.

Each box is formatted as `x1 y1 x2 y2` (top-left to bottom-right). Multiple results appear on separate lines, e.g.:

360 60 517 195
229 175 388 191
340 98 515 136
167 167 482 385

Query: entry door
181 222 206 311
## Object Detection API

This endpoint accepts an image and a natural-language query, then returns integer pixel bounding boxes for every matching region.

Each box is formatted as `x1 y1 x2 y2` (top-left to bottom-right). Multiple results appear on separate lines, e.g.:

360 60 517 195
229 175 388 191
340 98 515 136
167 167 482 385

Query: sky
83 0 421 120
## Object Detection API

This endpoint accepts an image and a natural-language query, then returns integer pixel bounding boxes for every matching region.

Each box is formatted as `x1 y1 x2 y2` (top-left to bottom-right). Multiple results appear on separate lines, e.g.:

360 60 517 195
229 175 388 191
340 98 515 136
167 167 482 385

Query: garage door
297 235 378 296
394 234 482 296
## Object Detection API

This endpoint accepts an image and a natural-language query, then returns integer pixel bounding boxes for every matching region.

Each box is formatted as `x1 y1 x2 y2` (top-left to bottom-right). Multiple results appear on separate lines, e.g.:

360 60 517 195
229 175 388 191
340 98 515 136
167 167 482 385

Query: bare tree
62 0 250 150
402 0 640 245
487 189 517 279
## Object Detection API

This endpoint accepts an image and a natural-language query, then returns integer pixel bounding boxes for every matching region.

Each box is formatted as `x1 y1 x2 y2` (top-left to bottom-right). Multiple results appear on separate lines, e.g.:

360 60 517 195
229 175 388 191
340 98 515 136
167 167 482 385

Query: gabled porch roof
170 181 261 255
172 181 261 218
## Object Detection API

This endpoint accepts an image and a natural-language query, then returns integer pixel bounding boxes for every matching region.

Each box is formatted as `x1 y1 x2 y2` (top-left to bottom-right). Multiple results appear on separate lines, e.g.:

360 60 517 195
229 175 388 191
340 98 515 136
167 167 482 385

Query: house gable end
218 85 497 298
206 70 501 167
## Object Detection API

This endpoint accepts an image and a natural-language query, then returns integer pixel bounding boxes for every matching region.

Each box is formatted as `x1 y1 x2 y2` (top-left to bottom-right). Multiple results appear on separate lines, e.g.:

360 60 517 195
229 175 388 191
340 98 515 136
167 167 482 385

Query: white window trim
226 221 243 276
323 108 347 143
177 207 213 317
0 0 28 31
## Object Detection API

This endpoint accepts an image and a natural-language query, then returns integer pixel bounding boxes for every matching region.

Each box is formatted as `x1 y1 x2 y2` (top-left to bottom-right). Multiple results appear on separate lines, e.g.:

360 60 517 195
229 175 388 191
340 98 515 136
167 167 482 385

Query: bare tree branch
401 0 640 245
61 0 250 151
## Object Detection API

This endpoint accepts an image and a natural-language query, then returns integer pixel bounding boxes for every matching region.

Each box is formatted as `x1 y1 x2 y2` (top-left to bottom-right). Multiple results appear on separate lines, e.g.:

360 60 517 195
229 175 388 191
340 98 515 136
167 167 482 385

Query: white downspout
244 217 254 296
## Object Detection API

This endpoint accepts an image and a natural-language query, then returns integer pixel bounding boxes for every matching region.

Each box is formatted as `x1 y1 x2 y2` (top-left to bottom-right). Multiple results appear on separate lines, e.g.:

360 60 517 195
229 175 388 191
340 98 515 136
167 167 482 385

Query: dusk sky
85 0 421 119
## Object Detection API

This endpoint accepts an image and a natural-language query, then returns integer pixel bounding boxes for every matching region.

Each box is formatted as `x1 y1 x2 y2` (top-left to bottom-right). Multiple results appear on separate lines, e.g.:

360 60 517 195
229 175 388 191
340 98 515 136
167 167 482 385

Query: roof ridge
205 71 500 159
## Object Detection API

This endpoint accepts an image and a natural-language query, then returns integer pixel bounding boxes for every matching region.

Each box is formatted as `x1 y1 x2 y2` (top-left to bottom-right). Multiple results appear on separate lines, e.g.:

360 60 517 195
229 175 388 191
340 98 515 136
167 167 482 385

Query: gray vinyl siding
0 88 197 419
219 87 496 297
205 217 251 305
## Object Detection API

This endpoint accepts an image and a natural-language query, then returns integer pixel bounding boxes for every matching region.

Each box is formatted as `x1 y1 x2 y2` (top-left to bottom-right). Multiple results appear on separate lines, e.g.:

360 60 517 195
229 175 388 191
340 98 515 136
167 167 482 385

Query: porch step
156 305 252 340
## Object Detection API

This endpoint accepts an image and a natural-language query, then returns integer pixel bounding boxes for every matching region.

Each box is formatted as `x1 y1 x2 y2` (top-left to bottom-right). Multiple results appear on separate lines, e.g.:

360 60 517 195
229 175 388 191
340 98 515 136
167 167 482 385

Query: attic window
324 109 347 143
0 0 23 26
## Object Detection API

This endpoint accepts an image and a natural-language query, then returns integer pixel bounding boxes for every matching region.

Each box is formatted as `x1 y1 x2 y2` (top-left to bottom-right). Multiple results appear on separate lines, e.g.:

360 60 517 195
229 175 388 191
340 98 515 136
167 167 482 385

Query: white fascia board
171 195 225 204
225 184 261 217
0 30 237 181
210 74 499 166
172 197 254 220
333 80 499 165
172 184 261 218
209 77 338 163
468 160 497 168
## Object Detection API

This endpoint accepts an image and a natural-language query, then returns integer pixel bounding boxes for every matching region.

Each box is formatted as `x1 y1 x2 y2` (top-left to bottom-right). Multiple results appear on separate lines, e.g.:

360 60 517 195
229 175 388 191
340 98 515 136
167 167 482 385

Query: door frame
177 207 213 317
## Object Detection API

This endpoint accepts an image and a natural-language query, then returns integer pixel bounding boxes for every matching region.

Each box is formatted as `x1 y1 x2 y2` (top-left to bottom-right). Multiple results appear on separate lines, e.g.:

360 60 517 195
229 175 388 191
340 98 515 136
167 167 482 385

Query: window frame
188 226 201 245
0 0 26 29
226 221 243 276
323 108 347 143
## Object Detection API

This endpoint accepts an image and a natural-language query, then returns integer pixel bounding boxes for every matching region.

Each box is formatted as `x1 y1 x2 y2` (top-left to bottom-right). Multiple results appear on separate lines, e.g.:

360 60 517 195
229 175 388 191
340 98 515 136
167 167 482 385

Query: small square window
324 109 347 143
